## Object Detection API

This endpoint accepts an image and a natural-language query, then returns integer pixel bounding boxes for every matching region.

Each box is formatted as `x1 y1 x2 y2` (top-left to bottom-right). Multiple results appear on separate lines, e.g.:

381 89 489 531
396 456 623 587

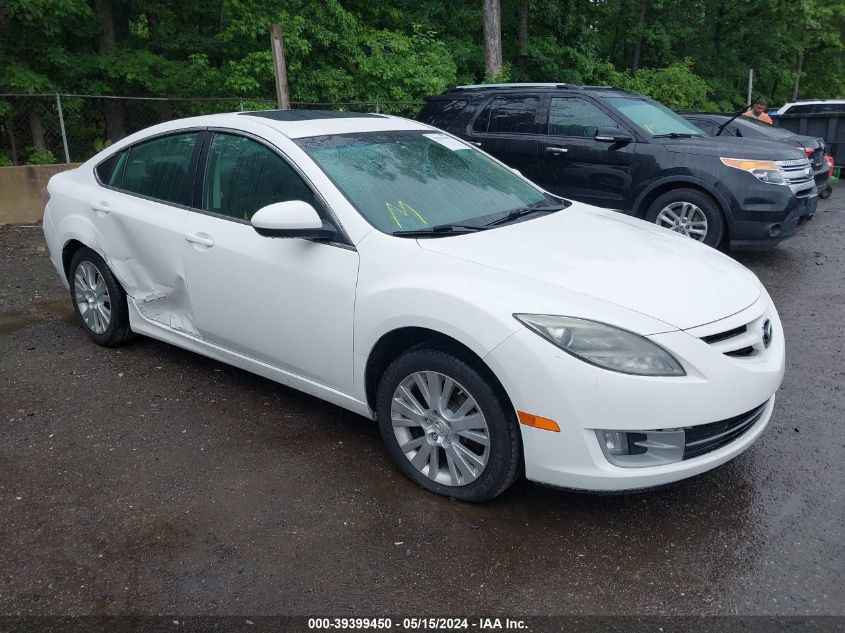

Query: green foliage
0 154 13 167
618 61 718 111
93 138 113 153
1 0 844 166
26 147 56 165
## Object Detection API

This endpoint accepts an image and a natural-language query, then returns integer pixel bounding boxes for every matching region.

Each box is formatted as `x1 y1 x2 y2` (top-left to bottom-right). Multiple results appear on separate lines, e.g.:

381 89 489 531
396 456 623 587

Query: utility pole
271 23 290 109
747 68 754 105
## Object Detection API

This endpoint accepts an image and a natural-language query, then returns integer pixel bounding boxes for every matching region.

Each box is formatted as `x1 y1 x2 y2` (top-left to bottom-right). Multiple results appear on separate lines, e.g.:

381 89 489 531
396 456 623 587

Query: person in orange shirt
744 97 773 124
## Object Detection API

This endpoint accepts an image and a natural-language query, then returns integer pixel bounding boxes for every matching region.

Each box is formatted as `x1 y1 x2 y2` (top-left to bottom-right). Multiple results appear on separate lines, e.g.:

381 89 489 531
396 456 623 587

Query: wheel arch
633 176 731 219
364 326 515 417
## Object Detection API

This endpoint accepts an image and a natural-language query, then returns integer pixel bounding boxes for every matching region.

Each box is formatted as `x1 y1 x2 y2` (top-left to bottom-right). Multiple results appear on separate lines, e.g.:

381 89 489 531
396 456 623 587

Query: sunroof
239 109 386 121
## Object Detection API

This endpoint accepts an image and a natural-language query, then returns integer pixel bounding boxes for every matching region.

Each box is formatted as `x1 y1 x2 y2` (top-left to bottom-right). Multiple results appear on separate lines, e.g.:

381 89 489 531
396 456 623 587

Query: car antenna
715 103 752 137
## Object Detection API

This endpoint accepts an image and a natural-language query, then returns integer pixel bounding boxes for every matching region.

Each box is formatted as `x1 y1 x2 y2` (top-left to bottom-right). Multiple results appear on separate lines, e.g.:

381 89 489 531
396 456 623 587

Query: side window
473 96 539 134
121 132 199 205
422 99 468 129
548 97 618 138
96 150 128 186
689 119 717 135
202 133 314 221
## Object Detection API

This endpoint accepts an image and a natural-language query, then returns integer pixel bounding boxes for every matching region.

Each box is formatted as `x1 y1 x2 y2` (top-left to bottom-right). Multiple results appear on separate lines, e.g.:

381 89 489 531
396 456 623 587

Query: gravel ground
1 190 843 617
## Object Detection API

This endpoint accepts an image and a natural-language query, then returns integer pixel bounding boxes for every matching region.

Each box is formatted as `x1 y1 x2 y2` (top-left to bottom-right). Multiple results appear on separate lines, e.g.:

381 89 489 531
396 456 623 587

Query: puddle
33 297 76 324
0 312 28 335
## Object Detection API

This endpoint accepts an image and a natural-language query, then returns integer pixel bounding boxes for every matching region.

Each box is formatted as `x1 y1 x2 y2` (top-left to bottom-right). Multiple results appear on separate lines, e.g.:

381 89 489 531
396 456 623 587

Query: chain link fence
0 94 425 167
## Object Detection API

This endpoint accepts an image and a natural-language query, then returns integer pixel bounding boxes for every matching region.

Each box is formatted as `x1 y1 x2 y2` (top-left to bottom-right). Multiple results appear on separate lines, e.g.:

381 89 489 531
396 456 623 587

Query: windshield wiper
486 203 568 227
715 102 752 136
652 132 703 139
392 223 485 238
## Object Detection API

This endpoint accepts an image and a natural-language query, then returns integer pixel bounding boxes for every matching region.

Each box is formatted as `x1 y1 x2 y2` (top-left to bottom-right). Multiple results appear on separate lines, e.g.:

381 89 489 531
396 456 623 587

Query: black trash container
774 104 845 166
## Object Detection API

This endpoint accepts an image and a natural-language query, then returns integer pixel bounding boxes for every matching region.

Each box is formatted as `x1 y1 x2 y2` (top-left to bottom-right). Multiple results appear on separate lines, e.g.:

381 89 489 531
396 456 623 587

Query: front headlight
514 314 685 376
720 158 786 184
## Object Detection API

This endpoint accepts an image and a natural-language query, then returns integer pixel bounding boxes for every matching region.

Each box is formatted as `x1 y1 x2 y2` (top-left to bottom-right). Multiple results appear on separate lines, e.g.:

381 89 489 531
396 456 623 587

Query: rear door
181 130 358 393
92 131 202 331
533 95 637 209
465 95 542 182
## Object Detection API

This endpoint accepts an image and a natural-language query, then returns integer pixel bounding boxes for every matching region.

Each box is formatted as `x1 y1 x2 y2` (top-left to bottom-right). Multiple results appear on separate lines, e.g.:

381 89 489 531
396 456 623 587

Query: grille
701 325 746 344
683 402 768 460
777 158 814 190
700 314 771 358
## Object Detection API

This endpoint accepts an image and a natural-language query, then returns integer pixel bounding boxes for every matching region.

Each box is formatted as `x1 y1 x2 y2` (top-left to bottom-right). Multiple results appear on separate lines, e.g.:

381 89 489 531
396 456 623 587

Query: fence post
55 93 71 163
375 100 380 114
239 99 244 112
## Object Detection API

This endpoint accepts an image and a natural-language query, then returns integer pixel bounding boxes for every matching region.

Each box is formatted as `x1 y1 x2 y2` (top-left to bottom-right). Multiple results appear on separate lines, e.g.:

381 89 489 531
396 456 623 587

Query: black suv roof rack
453 82 573 91
446 83 637 95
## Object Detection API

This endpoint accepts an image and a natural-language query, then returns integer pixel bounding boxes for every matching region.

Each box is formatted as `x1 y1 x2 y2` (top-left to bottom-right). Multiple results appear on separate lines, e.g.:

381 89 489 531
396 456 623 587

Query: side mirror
250 200 338 240
595 127 633 144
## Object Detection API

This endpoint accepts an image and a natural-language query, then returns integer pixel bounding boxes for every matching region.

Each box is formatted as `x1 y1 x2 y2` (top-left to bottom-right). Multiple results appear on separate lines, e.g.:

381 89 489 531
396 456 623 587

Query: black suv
419 84 818 249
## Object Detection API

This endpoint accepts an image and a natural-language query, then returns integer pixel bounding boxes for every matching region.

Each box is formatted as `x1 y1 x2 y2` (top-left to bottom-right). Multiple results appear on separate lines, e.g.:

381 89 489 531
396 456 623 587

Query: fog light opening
768 224 782 238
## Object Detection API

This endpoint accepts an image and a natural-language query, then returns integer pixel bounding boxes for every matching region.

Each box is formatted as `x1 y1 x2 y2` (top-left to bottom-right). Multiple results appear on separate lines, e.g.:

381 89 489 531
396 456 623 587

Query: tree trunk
104 100 127 141
515 0 529 80
8 119 18 164
482 0 502 80
792 51 804 101
631 0 648 74
96 0 127 141
29 110 45 150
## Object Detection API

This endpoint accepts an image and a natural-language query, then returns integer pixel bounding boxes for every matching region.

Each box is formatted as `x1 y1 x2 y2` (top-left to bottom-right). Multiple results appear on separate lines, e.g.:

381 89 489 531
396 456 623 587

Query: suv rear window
420 99 468 129
472 96 539 134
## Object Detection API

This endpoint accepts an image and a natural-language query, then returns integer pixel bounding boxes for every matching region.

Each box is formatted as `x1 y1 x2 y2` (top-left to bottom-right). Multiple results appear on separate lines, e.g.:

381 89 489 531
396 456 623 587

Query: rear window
95 151 128 186
120 132 199 206
472 96 539 135
420 99 468 129
784 103 845 115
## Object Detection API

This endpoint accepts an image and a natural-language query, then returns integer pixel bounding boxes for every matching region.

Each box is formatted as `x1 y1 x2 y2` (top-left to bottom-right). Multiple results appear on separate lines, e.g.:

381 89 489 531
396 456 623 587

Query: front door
534 96 637 210
182 132 358 393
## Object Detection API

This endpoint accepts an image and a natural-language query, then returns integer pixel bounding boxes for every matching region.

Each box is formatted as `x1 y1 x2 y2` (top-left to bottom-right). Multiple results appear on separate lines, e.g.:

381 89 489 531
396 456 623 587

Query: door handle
545 146 568 154
92 202 111 215
469 141 482 147
184 233 214 247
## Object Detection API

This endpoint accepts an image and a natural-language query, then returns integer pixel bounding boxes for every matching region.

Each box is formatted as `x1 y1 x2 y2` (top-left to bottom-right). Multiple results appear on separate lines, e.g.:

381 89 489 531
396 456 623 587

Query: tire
818 184 832 200
645 188 725 247
69 247 133 347
376 347 521 502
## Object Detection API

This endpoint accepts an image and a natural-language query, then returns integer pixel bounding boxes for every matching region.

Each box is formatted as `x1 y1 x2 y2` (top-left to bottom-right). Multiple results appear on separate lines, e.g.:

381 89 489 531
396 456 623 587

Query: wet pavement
1 191 844 617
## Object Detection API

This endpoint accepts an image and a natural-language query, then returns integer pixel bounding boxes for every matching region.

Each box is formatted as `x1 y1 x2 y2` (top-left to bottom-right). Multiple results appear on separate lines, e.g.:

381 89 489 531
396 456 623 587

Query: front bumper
484 292 785 491
715 173 818 249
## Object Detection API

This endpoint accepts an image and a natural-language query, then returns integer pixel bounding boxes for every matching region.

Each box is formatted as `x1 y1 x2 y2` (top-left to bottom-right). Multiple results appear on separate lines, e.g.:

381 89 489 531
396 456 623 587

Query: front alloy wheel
645 188 724 248
654 201 708 241
390 371 490 487
376 347 521 502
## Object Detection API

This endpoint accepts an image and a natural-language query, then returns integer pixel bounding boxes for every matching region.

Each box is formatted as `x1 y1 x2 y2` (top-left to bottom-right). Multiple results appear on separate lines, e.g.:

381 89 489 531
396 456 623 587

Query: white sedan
43 110 785 501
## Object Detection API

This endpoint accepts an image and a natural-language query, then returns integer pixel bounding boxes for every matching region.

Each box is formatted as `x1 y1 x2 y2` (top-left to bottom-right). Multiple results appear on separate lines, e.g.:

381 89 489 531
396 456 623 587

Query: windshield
297 130 551 234
607 97 705 137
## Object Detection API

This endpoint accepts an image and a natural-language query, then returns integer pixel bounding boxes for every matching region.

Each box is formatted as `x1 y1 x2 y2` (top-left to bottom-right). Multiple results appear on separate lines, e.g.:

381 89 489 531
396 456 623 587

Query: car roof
113 110 433 143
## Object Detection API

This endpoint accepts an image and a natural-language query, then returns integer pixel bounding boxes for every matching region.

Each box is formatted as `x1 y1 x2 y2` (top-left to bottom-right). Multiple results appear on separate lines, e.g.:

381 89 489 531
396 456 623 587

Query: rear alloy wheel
645 188 724 247
69 247 133 346
376 348 521 502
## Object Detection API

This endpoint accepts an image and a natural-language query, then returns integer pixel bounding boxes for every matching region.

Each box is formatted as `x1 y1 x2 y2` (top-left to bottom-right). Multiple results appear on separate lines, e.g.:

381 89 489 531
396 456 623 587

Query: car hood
662 136 805 160
417 204 761 331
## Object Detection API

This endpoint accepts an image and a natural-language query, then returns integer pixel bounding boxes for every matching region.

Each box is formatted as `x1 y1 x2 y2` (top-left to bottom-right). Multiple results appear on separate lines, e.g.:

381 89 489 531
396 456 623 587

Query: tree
482 0 502 80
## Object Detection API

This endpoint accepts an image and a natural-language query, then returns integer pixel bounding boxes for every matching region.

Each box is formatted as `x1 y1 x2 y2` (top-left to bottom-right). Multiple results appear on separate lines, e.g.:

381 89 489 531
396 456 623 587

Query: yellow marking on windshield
386 200 427 229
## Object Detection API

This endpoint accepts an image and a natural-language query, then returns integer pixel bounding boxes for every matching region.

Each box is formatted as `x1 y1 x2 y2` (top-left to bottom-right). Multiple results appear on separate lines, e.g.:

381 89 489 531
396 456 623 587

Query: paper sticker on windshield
423 133 471 151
